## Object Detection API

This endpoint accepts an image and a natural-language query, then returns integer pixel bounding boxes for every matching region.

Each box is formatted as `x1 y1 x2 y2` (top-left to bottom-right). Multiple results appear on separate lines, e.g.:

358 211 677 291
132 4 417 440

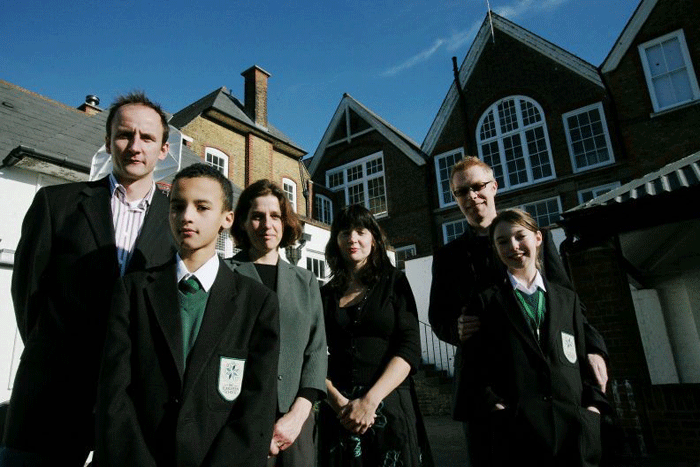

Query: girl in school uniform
465 209 608 467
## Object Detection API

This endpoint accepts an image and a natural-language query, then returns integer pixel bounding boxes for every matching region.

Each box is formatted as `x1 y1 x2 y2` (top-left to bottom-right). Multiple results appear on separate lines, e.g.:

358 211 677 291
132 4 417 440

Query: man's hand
587 353 608 392
338 396 378 435
458 308 481 342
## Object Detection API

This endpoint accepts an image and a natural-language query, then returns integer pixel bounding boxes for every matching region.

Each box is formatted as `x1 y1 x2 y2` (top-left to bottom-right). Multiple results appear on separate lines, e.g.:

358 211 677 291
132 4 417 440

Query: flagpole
486 0 495 44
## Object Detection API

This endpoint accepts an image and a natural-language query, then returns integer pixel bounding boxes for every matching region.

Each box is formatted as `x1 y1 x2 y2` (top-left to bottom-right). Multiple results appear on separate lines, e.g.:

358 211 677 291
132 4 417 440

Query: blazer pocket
578 407 602 467
208 351 248 411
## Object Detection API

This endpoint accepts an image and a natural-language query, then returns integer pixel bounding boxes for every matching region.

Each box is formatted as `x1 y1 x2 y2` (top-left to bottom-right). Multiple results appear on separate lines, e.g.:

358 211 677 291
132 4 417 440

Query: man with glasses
428 156 608 465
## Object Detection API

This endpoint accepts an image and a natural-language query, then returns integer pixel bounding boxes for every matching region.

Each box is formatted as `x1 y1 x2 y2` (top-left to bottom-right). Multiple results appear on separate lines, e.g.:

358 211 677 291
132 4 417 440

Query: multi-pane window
215 232 234 258
205 147 229 175
578 182 621 204
326 152 388 216
395 245 417 271
521 197 562 227
306 256 327 283
563 103 614 172
477 96 555 191
442 219 469 244
434 149 464 207
282 178 297 212
639 29 700 113
314 194 333 224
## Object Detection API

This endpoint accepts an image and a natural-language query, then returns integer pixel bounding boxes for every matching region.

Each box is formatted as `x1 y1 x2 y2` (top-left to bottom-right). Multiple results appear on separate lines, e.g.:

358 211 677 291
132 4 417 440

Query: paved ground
423 415 699 467
423 415 468 466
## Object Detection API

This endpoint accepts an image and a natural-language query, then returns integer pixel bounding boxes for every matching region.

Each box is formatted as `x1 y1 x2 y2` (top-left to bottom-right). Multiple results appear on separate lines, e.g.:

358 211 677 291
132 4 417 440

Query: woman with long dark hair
227 179 327 466
319 204 432 467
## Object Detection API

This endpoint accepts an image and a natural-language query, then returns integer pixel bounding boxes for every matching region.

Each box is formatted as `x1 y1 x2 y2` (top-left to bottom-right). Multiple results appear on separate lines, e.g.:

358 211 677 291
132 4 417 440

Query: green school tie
514 288 545 340
178 276 201 295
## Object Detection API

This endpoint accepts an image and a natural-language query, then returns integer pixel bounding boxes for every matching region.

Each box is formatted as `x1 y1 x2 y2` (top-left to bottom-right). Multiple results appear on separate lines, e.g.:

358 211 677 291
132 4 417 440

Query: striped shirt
109 174 156 276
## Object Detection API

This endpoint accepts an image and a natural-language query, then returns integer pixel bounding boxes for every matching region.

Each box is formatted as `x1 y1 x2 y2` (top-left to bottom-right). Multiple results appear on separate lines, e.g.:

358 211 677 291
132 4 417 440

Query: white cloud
381 0 571 77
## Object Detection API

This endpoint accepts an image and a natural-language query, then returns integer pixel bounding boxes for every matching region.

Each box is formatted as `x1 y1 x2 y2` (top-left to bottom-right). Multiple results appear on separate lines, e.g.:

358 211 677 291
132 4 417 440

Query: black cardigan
321 267 421 391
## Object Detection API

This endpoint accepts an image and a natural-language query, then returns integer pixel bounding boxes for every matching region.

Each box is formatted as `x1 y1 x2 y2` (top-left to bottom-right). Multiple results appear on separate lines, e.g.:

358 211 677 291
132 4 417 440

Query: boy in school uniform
96 163 280 466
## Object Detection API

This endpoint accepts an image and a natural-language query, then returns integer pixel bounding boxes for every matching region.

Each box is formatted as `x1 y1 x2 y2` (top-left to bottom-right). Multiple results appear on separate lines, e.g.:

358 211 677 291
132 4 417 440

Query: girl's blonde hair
489 208 543 270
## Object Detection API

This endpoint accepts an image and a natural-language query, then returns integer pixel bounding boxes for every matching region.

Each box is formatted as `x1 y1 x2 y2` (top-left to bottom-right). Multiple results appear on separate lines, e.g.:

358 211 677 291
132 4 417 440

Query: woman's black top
320 266 421 390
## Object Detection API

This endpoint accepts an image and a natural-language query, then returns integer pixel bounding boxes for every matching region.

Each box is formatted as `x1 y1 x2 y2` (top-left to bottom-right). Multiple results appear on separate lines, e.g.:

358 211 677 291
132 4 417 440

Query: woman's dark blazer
460 278 608 465
225 251 327 412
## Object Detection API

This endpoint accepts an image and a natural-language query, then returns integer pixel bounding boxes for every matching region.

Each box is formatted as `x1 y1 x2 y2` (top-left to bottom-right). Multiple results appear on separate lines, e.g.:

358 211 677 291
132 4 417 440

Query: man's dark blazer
96 258 280 467
427 226 608 418
460 278 607 466
5 176 175 457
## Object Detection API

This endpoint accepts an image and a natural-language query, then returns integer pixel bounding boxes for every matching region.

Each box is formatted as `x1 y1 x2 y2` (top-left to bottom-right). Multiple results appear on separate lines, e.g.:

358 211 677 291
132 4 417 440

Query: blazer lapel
129 189 171 271
233 259 263 284
78 177 116 252
543 280 574 355
183 261 237 395
496 282 543 358
147 264 185 382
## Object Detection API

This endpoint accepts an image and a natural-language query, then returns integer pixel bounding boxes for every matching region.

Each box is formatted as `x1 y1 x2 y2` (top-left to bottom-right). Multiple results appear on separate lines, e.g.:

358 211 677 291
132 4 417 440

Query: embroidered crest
218 357 245 401
561 332 577 364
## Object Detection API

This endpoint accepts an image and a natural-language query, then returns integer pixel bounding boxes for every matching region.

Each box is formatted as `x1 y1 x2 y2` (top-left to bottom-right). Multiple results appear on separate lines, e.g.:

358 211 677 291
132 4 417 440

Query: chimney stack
241 65 271 127
78 94 102 115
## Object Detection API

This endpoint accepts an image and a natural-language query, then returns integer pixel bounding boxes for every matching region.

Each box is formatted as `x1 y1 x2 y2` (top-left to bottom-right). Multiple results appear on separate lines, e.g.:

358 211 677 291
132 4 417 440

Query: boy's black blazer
96 258 280 467
6 177 175 456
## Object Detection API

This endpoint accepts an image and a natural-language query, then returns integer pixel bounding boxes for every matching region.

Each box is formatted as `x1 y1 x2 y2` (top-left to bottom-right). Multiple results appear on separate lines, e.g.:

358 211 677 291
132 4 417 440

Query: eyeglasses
452 180 495 198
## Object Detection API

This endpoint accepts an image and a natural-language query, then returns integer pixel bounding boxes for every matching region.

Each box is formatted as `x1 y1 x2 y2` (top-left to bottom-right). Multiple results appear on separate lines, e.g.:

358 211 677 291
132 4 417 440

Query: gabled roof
170 86 304 154
0 80 106 172
308 93 425 177
566 150 700 214
422 12 603 156
601 0 657 73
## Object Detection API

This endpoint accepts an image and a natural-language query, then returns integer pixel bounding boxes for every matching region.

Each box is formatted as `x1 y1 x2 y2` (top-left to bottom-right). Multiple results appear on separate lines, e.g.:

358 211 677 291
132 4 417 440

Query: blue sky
1 0 639 155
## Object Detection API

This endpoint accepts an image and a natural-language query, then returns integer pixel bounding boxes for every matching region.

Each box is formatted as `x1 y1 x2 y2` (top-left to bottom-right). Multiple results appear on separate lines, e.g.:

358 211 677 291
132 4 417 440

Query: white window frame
520 196 562 228
325 152 388 217
434 148 464 208
476 96 556 193
562 103 615 173
395 244 417 271
577 181 621 204
282 178 297 212
205 147 229 175
215 231 234 258
314 194 333 224
442 219 469 245
638 29 700 113
305 255 329 283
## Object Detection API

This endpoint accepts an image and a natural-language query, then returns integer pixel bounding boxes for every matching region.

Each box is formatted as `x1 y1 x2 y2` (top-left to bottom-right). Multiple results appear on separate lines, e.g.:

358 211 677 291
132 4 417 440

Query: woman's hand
338 395 378 435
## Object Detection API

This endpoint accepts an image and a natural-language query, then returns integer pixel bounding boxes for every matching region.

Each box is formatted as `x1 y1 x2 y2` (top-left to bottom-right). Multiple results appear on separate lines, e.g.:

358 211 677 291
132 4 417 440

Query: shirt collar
507 270 546 295
109 173 156 209
176 253 220 292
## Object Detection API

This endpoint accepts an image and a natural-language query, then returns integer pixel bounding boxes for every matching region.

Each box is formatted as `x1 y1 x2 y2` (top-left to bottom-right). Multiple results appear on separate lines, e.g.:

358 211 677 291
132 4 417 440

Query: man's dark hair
105 91 169 144
325 204 391 290
172 163 234 212
231 179 302 249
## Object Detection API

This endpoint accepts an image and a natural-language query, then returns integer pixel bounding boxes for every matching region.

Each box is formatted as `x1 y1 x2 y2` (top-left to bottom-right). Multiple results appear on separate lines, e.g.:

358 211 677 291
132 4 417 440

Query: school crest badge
561 332 577 364
218 357 245 402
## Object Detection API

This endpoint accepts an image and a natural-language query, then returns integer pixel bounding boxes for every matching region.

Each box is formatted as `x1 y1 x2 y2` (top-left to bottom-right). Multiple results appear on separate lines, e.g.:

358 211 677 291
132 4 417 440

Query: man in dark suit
428 156 609 465
96 163 279 466
2 93 176 466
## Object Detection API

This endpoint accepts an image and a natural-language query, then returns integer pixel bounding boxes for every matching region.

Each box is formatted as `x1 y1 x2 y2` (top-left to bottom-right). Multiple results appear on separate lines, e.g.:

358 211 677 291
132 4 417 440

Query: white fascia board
307 97 349 177
602 0 658 74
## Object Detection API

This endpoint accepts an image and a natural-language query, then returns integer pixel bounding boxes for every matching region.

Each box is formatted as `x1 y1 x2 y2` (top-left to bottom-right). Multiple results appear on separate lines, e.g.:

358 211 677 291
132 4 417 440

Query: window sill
650 99 700 118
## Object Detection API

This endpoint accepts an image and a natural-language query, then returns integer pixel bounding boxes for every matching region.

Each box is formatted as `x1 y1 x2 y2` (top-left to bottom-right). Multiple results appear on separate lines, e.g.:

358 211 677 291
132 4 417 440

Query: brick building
422 12 625 247
559 0 700 460
601 0 700 176
307 94 433 268
170 65 315 258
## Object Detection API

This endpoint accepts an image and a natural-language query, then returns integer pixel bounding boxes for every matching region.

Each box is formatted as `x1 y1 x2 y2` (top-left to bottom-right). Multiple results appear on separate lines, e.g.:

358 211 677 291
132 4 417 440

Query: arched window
476 96 555 191
205 147 229 176
282 178 297 212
